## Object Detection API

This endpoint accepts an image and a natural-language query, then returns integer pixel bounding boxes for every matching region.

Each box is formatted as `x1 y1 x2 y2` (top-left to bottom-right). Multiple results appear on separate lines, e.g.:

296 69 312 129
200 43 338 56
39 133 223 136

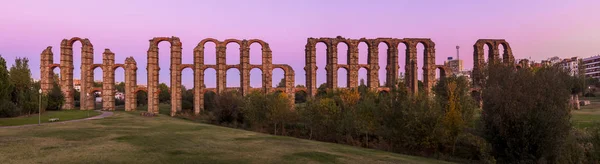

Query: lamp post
86 93 90 116
38 89 42 125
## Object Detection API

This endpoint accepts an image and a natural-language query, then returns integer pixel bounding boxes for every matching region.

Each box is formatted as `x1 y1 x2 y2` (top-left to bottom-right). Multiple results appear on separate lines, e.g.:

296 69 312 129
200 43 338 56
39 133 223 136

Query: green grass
572 97 600 129
0 110 101 126
0 111 453 164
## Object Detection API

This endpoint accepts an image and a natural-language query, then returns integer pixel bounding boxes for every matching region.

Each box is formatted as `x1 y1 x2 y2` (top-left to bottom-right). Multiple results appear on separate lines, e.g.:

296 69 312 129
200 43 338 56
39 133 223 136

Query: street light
86 93 90 116
38 89 42 125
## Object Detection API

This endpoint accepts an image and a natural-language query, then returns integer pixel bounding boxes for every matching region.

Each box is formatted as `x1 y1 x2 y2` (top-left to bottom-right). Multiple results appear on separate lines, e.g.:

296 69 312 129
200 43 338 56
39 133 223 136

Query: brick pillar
284 65 295 109
348 41 359 88
472 43 484 89
422 42 436 96
305 39 317 97
60 39 75 109
328 43 337 89
40 47 54 94
81 40 94 110
194 46 204 115
386 46 399 87
489 44 499 64
216 44 226 93
263 44 273 93
406 43 418 95
124 57 137 111
240 40 250 95
367 42 379 90
102 49 115 111
170 38 182 116
147 40 160 114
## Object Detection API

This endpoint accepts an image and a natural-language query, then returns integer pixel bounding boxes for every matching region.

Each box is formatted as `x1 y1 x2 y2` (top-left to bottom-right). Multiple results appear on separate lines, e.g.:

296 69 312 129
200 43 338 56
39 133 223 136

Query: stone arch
147 36 182 115
358 66 369 87
225 40 242 65
472 39 514 89
435 65 448 83
376 40 390 87
226 67 241 87
250 68 263 88
59 37 94 110
397 40 409 88
337 66 349 88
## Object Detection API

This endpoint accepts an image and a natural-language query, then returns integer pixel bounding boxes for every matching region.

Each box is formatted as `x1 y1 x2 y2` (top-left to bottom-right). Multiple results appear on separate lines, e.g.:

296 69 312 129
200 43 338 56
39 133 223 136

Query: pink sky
1 0 599 88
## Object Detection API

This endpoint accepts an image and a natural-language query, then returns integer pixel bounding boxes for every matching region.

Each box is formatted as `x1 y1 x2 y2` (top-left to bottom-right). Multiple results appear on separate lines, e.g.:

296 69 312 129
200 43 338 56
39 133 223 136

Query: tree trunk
274 123 277 135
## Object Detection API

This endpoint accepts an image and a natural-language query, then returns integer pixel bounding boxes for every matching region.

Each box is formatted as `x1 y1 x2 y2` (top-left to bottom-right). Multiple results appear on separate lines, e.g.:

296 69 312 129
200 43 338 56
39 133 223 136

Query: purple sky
1 0 599 88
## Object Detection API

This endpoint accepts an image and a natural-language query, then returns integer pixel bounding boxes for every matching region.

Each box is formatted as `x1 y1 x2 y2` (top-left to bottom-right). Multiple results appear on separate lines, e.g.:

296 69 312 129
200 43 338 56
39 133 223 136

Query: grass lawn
0 111 453 164
0 110 101 126
572 97 600 129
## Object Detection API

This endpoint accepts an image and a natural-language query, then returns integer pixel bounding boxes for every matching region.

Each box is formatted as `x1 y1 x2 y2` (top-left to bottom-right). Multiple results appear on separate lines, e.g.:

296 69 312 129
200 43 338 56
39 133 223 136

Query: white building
584 55 600 79
558 57 580 76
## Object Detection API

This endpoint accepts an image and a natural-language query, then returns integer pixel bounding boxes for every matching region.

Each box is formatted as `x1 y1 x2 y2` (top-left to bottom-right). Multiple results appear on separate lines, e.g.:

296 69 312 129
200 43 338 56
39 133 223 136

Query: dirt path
0 110 113 129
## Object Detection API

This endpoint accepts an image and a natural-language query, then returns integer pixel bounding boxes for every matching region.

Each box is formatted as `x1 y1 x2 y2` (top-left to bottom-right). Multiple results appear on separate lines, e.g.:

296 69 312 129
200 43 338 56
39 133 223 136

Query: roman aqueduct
39 36 514 116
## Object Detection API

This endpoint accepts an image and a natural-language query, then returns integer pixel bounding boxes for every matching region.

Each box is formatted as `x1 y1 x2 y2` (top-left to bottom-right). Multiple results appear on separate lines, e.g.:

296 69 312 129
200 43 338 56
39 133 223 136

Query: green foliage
181 87 194 111
158 83 170 103
300 97 340 140
47 79 64 111
0 55 13 101
212 91 244 125
0 99 21 117
244 92 293 134
115 82 125 93
203 91 216 111
136 91 148 106
294 91 307 104
481 64 572 163
276 78 286 88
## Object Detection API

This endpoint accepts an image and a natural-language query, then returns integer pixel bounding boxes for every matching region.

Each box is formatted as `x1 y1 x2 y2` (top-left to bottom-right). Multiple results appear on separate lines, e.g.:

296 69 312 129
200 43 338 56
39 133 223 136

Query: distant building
74 79 81 92
444 57 463 75
557 57 580 76
584 55 600 79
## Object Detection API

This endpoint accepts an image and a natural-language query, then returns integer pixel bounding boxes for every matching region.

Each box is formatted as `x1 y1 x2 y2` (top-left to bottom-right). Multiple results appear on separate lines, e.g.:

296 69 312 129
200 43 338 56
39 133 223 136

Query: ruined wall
39 36 513 117
304 36 436 97
41 37 138 112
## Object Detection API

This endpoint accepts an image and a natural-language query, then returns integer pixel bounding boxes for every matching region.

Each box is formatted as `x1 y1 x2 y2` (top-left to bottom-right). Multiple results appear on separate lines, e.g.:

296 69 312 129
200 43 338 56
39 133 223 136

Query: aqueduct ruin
39 36 514 116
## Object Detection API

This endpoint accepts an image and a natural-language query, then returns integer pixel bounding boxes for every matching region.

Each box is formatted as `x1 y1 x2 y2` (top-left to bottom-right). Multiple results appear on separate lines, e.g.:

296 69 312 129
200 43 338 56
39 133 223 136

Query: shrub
481 64 572 163
212 91 244 125
46 80 64 111
0 99 21 117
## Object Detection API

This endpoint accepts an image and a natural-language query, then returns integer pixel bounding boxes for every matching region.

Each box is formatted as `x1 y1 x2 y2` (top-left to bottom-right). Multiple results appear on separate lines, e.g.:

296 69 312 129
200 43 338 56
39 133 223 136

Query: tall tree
0 55 12 101
158 83 170 103
9 57 38 114
115 82 125 93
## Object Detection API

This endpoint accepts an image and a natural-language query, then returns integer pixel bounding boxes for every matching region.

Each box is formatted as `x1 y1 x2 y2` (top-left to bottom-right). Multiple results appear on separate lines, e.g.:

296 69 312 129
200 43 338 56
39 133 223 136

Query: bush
481 64 572 163
212 91 244 125
47 81 64 111
0 99 21 117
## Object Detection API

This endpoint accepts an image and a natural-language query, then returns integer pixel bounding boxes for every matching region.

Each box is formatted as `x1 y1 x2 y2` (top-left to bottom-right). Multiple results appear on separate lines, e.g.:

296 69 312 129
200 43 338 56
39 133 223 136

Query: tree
158 83 170 103
481 64 571 163
441 82 464 154
265 93 292 135
0 55 20 117
9 57 39 115
136 91 148 107
213 91 244 125
0 55 13 101
47 75 65 111
115 82 125 93
276 78 286 88
300 98 340 139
